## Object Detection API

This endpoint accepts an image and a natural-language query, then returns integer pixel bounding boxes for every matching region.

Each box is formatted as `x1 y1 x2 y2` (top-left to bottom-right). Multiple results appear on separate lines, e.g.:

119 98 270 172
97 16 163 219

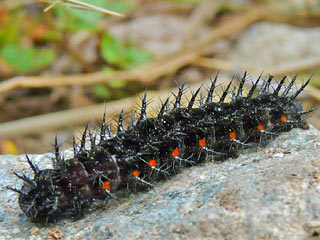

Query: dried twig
182 0 223 45
194 56 320 102
40 0 125 17
195 57 320 77
0 6 267 94
194 57 257 73
0 97 132 137
0 79 225 137
2 61 319 137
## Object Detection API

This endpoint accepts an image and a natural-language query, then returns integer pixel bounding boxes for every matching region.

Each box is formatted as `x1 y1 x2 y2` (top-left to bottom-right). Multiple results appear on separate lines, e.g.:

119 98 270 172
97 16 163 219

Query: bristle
25 154 38 174
261 75 273 94
158 97 170 118
231 86 237 101
291 75 312 100
199 92 204 106
219 78 233 102
6 186 25 195
174 82 186 109
165 97 171 114
117 110 124 133
247 73 262 99
188 86 201 110
88 126 94 144
73 135 78 155
236 71 247 98
13 172 34 186
282 74 297 96
54 134 61 162
131 110 136 127
206 72 219 104
273 76 286 96
100 111 107 141
298 108 316 116
88 127 96 151
81 124 89 151
107 123 114 138
139 91 147 121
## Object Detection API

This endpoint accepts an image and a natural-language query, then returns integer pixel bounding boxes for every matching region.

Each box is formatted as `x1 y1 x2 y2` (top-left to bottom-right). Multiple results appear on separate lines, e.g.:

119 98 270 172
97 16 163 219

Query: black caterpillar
8 72 313 224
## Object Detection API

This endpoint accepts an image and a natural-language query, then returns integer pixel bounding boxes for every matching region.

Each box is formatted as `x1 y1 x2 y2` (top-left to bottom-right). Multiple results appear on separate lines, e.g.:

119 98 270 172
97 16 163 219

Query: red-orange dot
149 159 157 167
133 170 140 177
229 131 236 139
199 139 206 147
280 115 287 123
102 181 110 190
257 124 264 131
171 148 179 157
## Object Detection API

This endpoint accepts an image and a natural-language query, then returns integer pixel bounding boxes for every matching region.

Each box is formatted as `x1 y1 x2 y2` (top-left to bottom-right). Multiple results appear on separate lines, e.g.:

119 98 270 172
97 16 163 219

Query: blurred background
0 0 320 154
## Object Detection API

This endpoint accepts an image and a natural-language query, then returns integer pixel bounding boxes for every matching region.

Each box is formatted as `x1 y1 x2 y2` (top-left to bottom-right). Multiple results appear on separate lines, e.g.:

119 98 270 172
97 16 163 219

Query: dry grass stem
194 56 320 102
40 0 125 17
195 57 320 78
0 97 132 137
0 6 267 94
0 79 224 137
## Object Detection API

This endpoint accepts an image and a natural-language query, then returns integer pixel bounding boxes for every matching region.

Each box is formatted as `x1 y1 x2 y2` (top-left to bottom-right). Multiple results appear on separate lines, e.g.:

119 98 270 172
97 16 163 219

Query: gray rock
231 22 320 68
108 15 187 55
108 14 211 56
0 126 319 240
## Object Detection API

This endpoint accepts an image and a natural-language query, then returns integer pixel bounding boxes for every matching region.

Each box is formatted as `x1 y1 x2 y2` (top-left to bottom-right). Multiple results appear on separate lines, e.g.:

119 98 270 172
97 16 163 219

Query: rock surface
231 22 320 69
0 126 320 240
108 14 212 56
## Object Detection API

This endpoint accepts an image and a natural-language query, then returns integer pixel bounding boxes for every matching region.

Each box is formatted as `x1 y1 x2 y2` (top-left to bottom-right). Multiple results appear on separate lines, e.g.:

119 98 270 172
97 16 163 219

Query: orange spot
229 131 236 139
199 139 206 147
102 181 110 190
149 159 157 167
257 124 264 131
133 170 140 177
280 115 287 123
171 148 179 157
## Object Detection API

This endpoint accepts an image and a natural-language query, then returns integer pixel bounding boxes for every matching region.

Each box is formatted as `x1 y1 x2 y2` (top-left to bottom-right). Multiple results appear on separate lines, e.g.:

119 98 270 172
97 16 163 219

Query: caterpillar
8 72 313 224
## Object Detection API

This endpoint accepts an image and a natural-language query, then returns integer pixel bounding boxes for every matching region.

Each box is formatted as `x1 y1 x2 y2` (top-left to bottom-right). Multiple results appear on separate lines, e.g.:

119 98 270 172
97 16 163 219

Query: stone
0 126 319 239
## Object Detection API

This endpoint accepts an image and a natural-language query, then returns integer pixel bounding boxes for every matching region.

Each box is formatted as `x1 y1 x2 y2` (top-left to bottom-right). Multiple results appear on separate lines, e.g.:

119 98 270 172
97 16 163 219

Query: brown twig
194 56 320 102
128 1 194 16
0 74 238 137
0 78 233 137
40 0 125 17
0 6 268 94
182 0 223 45
0 97 132 137
2 63 319 137
194 57 257 73
195 57 320 77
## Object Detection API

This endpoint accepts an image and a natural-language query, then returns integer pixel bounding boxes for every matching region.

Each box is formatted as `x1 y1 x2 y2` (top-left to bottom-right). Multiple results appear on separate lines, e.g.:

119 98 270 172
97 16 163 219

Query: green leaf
100 32 152 70
105 0 136 13
54 0 104 32
54 0 136 32
0 14 22 46
122 46 151 69
101 32 125 65
0 44 56 73
94 84 111 98
67 0 105 24
109 78 126 88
